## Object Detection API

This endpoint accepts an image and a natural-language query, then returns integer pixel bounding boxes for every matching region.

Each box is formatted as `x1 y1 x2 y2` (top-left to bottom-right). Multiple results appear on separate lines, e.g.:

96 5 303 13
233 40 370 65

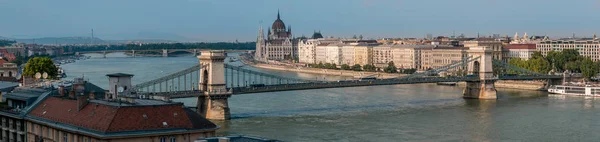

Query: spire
277 9 280 20
257 24 264 40
514 32 519 40
524 32 528 40
594 33 597 39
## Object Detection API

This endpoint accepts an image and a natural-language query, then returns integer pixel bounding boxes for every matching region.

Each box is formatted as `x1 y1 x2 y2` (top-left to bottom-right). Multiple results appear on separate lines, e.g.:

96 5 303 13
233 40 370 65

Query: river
60 52 600 141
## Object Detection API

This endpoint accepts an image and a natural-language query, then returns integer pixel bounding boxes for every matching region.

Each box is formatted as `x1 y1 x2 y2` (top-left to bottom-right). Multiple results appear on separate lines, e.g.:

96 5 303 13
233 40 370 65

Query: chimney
77 93 89 111
69 90 75 99
104 90 110 100
58 85 65 97
89 91 96 100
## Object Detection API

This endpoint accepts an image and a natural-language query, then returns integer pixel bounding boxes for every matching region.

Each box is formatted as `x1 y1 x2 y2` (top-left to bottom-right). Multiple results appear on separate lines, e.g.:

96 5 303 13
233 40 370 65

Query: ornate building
255 11 297 62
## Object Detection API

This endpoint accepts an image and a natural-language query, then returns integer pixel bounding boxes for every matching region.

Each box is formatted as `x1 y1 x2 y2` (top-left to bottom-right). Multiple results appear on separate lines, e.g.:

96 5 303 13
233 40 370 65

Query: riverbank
238 55 406 79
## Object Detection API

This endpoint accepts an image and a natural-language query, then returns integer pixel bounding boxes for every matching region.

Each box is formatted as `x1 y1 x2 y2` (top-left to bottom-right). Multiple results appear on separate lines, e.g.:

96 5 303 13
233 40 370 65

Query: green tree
23 57 58 79
402 68 417 74
580 57 598 80
529 57 551 73
384 61 397 73
352 64 362 71
317 62 324 68
363 64 376 72
341 64 350 70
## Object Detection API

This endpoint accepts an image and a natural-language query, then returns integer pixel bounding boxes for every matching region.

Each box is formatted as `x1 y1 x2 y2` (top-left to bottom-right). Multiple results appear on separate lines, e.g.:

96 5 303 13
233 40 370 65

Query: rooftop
27 97 218 137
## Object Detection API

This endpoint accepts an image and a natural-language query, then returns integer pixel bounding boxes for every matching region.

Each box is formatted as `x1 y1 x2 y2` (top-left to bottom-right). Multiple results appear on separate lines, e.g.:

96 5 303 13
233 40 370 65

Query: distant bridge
76 49 252 58
129 48 563 120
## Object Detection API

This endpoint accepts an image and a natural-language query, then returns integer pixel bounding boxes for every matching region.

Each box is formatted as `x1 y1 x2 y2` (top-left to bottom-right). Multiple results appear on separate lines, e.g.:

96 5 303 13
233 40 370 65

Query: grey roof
106 73 134 77
3 87 48 101
0 81 19 92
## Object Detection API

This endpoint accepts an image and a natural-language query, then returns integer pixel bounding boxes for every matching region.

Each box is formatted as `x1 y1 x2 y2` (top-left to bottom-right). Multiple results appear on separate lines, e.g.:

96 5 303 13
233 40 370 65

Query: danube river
60 53 600 141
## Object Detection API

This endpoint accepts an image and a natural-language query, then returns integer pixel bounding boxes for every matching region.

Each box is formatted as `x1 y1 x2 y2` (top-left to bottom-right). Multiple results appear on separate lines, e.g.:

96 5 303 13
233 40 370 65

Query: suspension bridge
130 47 562 120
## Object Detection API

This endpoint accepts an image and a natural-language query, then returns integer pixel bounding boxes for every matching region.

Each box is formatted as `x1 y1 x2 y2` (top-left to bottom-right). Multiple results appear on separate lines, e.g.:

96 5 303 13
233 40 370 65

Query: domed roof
271 12 285 31
312 31 323 39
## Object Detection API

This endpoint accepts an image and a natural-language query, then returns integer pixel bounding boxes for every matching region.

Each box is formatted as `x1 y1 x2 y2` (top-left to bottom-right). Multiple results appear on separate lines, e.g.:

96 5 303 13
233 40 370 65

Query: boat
548 85 600 96
436 82 457 86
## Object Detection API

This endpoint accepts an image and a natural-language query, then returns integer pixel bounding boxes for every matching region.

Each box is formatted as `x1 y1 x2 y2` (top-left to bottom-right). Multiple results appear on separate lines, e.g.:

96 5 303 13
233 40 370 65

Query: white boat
548 85 600 96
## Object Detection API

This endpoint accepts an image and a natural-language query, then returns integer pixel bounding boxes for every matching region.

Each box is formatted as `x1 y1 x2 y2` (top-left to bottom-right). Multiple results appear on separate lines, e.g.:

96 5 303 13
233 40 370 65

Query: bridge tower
197 50 232 120
162 49 168 57
464 46 497 99
131 49 136 57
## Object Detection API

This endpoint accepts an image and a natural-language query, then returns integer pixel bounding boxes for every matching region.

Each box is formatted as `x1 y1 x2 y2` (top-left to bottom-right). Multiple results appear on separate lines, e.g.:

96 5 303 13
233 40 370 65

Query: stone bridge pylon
463 46 497 99
197 50 232 120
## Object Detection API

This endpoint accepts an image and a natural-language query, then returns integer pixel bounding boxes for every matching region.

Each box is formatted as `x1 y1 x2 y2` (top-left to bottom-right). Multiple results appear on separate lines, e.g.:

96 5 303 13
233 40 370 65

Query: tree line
307 61 417 74
0 40 16 46
508 49 600 79
63 42 256 52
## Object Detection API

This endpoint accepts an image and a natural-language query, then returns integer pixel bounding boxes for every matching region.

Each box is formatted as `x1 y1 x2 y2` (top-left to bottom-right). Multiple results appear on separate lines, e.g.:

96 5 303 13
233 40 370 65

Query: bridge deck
139 75 561 98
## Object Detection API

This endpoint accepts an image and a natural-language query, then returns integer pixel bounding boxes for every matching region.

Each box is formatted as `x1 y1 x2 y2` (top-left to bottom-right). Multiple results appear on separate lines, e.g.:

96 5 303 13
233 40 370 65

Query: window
170 137 176 142
63 133 68 142
160 137 167 142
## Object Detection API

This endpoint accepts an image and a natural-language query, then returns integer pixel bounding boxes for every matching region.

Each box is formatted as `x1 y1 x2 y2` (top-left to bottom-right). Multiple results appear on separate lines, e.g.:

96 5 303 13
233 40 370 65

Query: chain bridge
130 47 562 120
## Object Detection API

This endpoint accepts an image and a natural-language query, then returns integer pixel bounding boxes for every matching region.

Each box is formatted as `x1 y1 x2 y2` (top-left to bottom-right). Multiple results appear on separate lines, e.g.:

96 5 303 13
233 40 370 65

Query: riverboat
548 85 600 96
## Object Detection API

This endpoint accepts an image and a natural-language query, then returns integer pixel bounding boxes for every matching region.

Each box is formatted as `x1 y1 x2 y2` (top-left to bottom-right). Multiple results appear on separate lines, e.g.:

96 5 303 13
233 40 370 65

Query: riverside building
536 36 600 61
504 44 537 60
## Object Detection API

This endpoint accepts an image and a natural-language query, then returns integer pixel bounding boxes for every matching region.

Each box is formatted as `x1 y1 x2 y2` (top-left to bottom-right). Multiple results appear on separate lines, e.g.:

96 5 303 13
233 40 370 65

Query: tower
463 46 497 99
197 50 231 120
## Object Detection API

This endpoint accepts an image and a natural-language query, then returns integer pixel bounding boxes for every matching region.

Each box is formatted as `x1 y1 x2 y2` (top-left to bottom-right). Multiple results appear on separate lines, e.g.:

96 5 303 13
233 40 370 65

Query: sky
0 0 599 42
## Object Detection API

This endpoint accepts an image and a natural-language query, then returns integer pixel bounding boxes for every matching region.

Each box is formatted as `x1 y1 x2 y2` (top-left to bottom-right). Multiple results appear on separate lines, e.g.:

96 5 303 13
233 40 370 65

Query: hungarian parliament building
254 11 298 62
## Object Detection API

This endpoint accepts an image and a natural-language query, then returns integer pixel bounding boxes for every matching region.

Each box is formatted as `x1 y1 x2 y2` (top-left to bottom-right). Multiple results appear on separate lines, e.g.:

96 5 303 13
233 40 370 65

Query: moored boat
548 85 600 96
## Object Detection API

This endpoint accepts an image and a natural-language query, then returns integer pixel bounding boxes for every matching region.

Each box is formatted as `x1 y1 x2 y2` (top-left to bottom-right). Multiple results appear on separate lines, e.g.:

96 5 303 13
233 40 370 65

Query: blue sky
0 0 599 41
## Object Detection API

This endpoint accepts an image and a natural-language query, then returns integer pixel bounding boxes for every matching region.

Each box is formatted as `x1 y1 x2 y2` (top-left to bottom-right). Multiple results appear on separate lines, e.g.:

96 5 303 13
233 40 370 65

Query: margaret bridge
126 47 562 120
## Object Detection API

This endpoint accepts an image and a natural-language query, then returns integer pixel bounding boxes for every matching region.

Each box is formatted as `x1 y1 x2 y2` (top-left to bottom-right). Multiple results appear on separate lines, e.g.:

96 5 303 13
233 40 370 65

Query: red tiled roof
29 97 205 132
506 44 536 49
3 53 16 61
0 59 7 65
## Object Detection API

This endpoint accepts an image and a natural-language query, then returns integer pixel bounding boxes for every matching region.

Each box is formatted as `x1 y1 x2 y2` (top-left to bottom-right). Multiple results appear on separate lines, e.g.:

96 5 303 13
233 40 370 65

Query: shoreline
238 55 406 79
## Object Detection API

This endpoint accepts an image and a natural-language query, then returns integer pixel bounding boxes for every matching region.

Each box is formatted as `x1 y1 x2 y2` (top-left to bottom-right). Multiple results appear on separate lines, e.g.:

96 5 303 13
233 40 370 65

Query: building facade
504 44 537 60
353 43 375 66
255 12 297 62
420 47 468 71
340 45 355 65
373 46 393 69
537 38 600 61
391 45 424 69
298 36 340 64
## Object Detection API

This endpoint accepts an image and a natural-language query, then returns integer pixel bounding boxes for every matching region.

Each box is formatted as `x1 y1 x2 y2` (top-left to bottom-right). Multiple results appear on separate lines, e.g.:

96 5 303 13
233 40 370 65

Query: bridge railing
134 64 203 92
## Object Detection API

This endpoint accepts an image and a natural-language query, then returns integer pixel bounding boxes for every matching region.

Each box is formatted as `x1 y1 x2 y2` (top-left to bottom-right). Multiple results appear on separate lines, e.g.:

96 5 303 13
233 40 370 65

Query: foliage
384 61 397 73
580 57 599 80
363 64 376 72
23 57 58 79
401 68 417 74
546 49 580 72
340 64 351 70
351 64 362 71
508 57 551 74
